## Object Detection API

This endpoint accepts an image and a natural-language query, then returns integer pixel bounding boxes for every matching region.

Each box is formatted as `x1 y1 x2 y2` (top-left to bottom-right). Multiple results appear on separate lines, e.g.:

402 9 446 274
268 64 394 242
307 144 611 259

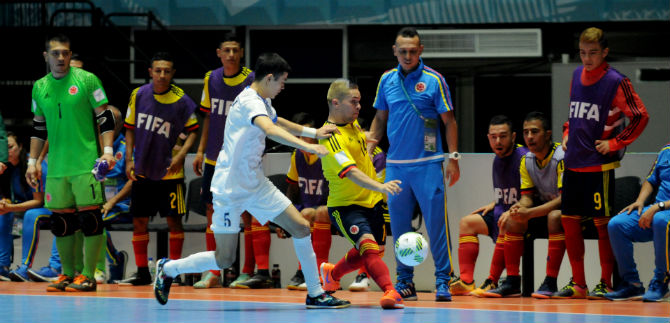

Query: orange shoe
380 289 405 309
46 275 74 292
319 263 340 292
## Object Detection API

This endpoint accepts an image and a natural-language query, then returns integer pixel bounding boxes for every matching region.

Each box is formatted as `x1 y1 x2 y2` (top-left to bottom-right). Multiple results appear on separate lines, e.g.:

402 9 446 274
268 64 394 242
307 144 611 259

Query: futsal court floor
1 282 668 323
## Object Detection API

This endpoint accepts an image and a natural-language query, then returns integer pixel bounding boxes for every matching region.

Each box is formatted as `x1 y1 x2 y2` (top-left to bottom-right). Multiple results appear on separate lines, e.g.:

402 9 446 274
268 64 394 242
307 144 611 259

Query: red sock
205 226 220 276
458 234 479 283
242 226 255 274
595 217 614 287
312 221 332 268
333 248 364 280
359 239 393 292
252 221 270 270
169 231 184 260
562 215 586 286
488 236 505 282
132 232 149 267
546 233 566 278
504 232 524 276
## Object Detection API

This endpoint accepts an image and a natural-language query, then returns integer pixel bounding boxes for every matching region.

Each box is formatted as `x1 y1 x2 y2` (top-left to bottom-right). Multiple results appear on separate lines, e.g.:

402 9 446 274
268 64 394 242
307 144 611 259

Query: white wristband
301 127 317 138
28 158 37 166
103 146 114 155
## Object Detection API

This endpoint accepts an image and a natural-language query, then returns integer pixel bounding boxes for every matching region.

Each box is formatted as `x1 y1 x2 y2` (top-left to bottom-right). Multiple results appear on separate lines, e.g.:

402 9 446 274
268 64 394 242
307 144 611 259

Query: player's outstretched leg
154 258 173 305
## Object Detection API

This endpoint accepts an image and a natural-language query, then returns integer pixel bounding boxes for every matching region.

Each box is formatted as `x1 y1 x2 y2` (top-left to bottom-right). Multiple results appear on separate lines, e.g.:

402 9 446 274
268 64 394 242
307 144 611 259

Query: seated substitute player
153 53 350 309
120 52 199 286
284 112 333 291
481 111 566 298
604 143 670 302
317 79 404 309
449 115 528 297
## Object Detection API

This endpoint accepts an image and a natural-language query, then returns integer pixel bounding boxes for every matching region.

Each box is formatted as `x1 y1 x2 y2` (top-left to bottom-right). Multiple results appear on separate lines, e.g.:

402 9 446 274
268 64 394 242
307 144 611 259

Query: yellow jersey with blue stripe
319 120 383 208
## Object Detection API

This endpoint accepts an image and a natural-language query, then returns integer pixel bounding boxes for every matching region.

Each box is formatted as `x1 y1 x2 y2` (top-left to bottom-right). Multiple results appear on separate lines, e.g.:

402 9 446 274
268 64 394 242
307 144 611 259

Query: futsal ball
394 232 429 266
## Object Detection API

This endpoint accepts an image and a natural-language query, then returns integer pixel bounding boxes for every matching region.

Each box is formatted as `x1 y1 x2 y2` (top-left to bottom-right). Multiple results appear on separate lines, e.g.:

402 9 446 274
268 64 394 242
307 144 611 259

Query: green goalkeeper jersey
31 67 109 177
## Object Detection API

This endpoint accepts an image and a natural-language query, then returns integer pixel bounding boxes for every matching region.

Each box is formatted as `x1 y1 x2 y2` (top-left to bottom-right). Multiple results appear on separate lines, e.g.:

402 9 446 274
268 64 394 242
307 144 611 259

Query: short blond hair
327 79 358 109
579 27 608 49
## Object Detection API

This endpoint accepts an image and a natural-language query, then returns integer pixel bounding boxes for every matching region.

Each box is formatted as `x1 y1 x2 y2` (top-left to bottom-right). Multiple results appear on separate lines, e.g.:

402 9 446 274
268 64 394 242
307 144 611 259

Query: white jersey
210 86 277 200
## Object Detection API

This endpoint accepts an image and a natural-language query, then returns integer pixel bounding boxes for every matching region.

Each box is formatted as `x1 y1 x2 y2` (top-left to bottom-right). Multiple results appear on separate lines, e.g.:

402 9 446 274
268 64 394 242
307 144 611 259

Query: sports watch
448 152 461 160
658 201 666 211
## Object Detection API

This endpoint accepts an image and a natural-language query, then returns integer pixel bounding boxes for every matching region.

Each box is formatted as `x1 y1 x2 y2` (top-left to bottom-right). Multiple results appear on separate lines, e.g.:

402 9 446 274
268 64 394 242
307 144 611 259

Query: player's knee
651 213 667 231
23 208 43 224
79 210 104 236
214 248 235 269
50 212 79 237
314 207 330 223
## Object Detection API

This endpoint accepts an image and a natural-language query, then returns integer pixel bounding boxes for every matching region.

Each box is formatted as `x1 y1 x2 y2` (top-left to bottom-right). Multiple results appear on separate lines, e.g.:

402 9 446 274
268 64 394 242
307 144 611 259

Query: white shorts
210 176 291 234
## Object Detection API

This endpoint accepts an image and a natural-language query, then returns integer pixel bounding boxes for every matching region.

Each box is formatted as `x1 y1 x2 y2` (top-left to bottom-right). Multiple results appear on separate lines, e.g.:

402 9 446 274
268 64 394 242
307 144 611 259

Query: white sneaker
348 273 370 292
94 269 106 284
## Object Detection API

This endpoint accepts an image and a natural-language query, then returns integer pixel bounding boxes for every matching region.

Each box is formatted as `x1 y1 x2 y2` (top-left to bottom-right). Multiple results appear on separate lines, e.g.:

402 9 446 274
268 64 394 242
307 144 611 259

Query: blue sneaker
0 266 10 281
604 281 644 301
153 258 174 305
108 250 128 283
28 266 60 282
435 280 452 302
642 276 670 302
305 292 351 309
9 265 31 282
395 280 418 301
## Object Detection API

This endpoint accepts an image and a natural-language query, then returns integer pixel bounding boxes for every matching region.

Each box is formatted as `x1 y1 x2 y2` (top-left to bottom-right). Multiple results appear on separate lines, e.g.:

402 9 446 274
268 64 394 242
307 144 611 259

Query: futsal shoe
94 269 106 284
194 271 222 289
395 280 418 301
642 276 670 302
66 275 97 292
469 278 498 297
8 265 31 282
604 281 644 301
449 278 475 296
380 289 405 309
47 275 74 292
229 273 251 288
28 266 60 282
348 273 370 292
305 292 351 309
532 276 558 299
435 280 453 301
154 258 174 305
117 271 152 286
587 280 613 300
236 273 273 289
483 275 521 298
551 278 588 299
287 270 307 291
320 263 341 292
108 250 128 283
0 266 11 281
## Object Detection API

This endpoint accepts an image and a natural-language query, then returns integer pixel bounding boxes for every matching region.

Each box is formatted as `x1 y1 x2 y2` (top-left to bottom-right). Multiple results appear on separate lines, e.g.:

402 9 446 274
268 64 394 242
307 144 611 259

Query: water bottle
271 264 281 288
148 257 156 280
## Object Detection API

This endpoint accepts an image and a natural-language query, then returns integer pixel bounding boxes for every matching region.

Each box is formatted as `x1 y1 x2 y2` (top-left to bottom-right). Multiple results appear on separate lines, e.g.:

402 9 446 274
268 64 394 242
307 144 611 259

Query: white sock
292 235 325 297
164 251 218 278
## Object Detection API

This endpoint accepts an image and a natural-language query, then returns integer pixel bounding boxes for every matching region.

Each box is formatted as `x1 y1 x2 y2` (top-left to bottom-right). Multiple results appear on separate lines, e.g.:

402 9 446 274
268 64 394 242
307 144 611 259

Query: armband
32 119 47 141
28 158 37 166
96 108 116 134
103 146 114 155
301 127 317 138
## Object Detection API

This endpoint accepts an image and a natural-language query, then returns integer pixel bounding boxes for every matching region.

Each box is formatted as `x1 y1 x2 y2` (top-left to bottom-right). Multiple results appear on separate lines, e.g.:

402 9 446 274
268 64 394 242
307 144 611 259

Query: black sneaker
236 274 274 289
108 250 128 283
483 275 521 298
154 258 174 305
532 276 558 299
287 270 306 290
305 292 351 309
117 271 152 286
395 280 418 301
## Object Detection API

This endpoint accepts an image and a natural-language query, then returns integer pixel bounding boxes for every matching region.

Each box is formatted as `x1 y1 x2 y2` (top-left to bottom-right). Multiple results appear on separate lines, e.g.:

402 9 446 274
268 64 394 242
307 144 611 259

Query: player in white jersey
153 53 350 309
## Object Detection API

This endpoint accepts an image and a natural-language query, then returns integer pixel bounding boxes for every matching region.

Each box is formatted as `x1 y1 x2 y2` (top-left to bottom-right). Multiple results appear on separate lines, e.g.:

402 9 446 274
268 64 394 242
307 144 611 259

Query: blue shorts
328 201 387 246
481 209 501 242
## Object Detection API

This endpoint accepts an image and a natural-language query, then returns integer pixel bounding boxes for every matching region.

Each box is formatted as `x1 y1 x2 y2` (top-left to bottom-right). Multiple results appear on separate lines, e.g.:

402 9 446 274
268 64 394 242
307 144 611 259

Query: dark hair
291 112 315 127
150 51 175 68
397 27 420 40
45 34 70 51
219 32 243 48
524 111 550 132
5 131 29 194
70 53 82 62
254 52 291 81
489 115 513 130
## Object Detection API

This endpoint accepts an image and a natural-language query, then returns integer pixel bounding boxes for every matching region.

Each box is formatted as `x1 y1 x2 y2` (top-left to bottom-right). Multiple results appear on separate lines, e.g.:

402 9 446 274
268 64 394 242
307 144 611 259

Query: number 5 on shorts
224 212 231 227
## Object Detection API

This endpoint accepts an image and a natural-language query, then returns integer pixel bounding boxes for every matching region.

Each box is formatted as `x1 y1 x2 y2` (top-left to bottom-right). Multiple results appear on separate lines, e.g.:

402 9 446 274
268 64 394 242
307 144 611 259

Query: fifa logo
137 112 172 139
211 98 232 116
569 101 600 121
298 178 325 196
494 187 518 206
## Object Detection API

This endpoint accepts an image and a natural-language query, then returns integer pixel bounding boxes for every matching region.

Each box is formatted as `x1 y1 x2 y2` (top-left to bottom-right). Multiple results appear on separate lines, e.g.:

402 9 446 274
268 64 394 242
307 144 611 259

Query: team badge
115 151 123 161
349 225 359 235
415 82 426 93
68 85 78 95
46 192 52 203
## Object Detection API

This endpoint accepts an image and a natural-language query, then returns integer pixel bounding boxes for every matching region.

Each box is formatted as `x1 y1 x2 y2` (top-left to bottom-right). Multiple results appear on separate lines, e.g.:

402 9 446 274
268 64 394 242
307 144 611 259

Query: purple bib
294 149 329 209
